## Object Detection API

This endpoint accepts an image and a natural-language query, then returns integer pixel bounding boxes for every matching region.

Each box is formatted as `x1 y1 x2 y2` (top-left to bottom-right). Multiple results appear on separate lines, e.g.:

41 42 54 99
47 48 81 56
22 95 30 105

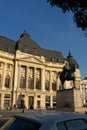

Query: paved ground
0 109 56 118
0 109 57 127
0 109 30 127
0 109 25 118
0 118 9 128
1 108 86 128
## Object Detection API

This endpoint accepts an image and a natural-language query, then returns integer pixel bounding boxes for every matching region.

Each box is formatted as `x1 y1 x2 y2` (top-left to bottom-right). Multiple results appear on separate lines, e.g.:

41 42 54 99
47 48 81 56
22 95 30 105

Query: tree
47 0 87 32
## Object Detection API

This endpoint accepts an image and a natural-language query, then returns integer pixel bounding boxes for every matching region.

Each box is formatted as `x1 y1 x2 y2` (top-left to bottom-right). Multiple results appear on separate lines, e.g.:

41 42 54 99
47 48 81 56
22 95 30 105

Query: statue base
56 88 83 112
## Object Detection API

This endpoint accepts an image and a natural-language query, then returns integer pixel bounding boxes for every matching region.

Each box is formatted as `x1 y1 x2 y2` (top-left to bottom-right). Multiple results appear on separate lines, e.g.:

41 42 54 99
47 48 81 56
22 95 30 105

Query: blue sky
0 0 87 78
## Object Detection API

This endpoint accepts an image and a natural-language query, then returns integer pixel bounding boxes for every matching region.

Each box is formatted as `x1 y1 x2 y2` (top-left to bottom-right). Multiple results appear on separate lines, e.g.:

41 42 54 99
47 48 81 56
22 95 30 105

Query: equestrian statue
57 52 79 89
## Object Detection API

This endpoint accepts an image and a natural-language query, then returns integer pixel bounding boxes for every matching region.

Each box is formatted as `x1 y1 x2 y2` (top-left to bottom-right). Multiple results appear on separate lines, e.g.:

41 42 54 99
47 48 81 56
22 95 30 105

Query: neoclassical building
81 77 87 106
0 30 81 110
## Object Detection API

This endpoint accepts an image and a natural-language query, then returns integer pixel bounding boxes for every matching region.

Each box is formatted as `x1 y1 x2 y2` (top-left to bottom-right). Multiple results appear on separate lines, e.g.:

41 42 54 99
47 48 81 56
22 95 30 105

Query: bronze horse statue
58 62 76 89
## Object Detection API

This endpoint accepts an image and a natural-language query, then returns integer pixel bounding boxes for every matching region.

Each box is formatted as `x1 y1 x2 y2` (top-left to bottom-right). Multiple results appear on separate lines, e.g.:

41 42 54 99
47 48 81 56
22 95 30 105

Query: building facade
81 78 87 106
0 31 81 110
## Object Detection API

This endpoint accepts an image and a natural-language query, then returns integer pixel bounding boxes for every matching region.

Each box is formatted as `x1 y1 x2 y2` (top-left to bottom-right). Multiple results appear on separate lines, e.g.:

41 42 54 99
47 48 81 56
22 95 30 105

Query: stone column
34 67 36 90
41 94 45 109
41 69 45 109
33 93 37 109
10 76 12 90
25 93 28 109
41 69 45 92
25 66 29 109
11 59 19 108
50 95 53 108
17 65 21 89
13 60 19 91
50 71 52 92
1 93 4 109
25 66 29 89
57 76 61 90
2 63 6 89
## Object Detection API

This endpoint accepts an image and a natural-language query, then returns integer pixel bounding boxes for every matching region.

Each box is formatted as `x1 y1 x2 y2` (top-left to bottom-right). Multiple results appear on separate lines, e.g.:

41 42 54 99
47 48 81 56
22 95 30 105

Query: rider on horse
58 52 79 89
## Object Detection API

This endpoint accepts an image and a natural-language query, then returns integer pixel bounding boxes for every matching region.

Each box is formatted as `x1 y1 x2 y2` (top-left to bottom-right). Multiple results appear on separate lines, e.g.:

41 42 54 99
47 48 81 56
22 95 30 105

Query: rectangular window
53 96 56 107
57 122 66 130
66 119 87 130
45 96 50 107
1 117 41 130
4 94 10 108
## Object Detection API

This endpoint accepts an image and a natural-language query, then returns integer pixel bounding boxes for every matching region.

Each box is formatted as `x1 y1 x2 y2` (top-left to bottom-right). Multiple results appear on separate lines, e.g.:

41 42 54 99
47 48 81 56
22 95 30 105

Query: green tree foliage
47 0 87 31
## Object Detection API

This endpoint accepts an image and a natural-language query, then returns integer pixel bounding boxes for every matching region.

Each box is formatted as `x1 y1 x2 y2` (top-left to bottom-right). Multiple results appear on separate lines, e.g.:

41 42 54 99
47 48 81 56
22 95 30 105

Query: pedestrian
30 104 33 110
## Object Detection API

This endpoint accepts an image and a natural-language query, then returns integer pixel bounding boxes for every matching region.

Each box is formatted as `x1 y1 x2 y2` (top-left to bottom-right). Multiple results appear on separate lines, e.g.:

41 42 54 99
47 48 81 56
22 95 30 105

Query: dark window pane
36 78 41 89
28 78 34 89
57 122 66 130
4 118 41 130
52 82 56 90
20 77 25 88
65 119 87 130
5 76 10 88
45 80 50 90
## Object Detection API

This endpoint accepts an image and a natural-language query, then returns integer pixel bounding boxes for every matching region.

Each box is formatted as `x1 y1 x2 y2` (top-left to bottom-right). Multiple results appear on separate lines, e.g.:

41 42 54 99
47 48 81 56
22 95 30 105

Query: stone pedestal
56 88 83 112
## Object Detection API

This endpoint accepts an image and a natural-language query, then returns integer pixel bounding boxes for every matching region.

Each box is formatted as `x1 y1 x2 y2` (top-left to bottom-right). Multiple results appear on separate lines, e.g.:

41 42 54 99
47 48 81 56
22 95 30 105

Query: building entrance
28 96 34 109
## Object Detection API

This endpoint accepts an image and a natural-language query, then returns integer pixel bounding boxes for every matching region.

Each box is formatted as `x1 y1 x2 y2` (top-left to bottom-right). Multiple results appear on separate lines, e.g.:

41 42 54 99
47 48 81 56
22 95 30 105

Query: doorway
28 96 34 108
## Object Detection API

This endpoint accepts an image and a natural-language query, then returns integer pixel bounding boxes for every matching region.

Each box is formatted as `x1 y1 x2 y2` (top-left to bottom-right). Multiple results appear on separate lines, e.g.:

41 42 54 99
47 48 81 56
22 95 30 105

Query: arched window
28 77 34 89
45 80 50 90
36 68 41 90
5 75 10 88
36 78 41 89
52 80 56 90
20 76 25 88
